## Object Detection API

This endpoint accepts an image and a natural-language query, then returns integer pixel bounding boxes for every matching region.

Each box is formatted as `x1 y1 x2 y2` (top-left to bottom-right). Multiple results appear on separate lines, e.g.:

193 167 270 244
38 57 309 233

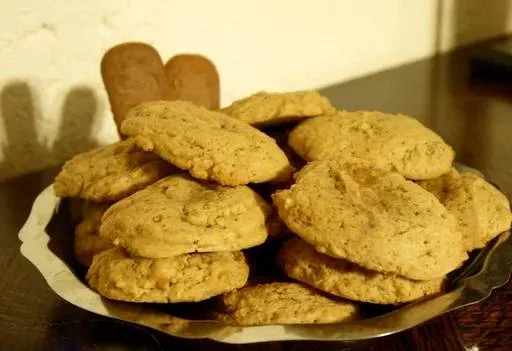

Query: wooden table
2 41 512 350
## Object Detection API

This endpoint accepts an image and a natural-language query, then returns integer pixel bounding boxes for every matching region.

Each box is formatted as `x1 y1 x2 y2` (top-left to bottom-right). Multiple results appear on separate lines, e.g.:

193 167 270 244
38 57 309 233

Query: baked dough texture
419 169 511 251
86 247 249 303
288 111 454 180
214 282 357 325
272 155 467 280
100 174 271 258
278 238 444 304
222 91 335 127
54 139 174 201
120 100 293 185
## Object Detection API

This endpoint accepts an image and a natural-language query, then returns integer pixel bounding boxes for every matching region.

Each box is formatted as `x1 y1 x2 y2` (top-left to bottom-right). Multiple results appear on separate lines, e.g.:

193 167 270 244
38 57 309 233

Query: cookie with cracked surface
272 156 467 280
418 170 511 251
86 247 249 303
288 111 454 180
74 202 115 267
214 282 357 325
54 139 175 201
100 174 271 258
221 91 335 128
120 100 293 186
278 238 445 305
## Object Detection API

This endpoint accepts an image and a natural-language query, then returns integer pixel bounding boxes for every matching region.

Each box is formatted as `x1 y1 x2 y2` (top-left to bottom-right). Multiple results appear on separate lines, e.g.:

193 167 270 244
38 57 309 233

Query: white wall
1 0 511 180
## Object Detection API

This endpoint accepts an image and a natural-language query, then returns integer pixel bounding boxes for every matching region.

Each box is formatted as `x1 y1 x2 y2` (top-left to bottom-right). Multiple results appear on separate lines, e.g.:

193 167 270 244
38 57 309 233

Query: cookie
74 202 114 267
272 156 467 280
288 111 454 180
278 238 444 304
121 100 293 185
222 91 335 128
54 139 174 201
418 170 511 251
165 54 220 110
100 174 271 258
214 282 357 325
101 42 172 135
86 247 249 303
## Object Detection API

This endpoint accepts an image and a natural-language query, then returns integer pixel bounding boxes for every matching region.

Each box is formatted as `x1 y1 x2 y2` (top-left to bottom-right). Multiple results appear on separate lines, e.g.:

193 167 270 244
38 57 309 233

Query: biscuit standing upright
101 43 172 135
165 54 220 110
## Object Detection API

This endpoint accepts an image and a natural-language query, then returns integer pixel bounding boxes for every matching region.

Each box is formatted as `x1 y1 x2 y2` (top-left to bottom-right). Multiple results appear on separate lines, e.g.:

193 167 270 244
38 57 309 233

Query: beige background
1 0 511 180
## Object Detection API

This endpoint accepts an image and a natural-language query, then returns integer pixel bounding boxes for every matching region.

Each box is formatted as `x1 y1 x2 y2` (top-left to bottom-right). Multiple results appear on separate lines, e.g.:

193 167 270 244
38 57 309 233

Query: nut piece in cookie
214 282 358 325
418 169 512 251
272 155 467 280
278 238 444 305
100 174 271 258
86 248 249 303
74 202 114 267
222 91 335 128
54 139 175 201
120 100 293 186
288 111 454 180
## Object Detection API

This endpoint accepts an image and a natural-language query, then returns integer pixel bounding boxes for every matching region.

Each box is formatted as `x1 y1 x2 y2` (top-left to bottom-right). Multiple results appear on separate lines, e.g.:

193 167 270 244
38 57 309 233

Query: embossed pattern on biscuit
101 43 172 135
165 54 220 110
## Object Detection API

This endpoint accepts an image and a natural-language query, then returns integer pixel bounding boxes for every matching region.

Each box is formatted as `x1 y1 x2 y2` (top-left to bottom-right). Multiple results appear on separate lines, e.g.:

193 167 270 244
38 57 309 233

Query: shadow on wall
0 82 99 180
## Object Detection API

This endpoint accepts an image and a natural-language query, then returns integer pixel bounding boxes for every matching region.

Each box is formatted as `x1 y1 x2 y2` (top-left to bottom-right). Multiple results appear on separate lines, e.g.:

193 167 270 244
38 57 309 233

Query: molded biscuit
100 174 271 258
101 42 172 136
278 238 444 304
418 170 511 251
272 156 467 280
74 202 114 267
54 139 174 201
288 111 454 180
222 91 335 128
214 282 357 325
86 247 249 303
165 54 220 110
120 100 293 186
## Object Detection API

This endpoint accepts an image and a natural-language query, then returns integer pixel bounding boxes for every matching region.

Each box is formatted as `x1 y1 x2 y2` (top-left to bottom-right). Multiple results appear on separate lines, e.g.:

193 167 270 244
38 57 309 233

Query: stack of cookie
54 81 511 325
216 91 511 317
54 100 293 303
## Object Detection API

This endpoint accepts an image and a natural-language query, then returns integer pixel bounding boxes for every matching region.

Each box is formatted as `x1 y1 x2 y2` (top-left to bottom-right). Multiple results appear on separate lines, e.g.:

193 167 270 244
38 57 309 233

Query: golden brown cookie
74 202 114 267
86 247 249 303
288 111 454 180
54 139 174 201
418 170 511 251
100 174 271 258
120 100 293 185
278 238 445 304
272 155 467 280
101 42 172 135
214 282 358 325
222 91 335 128
165 54 220 109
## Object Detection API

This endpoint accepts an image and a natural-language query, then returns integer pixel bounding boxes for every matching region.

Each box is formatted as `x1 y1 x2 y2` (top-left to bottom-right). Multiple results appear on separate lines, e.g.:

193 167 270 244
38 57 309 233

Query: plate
18 165 512 344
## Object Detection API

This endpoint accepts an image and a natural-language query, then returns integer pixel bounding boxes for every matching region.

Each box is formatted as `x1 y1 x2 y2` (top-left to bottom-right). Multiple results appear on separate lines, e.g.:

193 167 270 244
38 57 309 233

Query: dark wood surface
2 40 512 350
